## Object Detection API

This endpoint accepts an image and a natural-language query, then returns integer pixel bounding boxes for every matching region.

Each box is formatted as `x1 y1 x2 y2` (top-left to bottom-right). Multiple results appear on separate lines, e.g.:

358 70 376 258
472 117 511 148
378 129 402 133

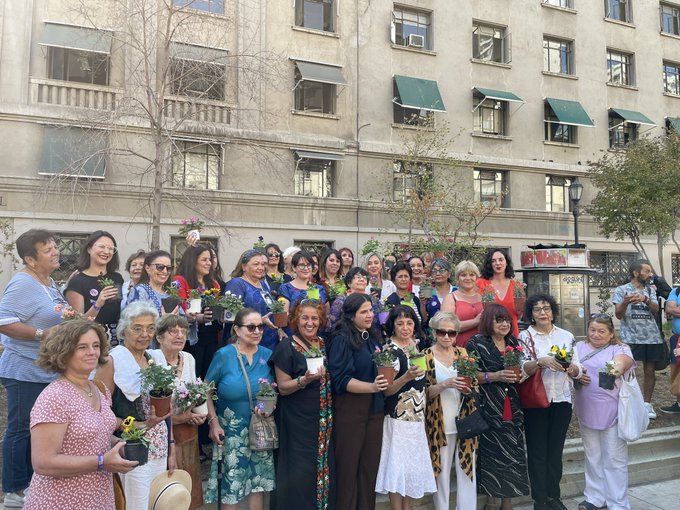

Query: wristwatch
34 328 44 341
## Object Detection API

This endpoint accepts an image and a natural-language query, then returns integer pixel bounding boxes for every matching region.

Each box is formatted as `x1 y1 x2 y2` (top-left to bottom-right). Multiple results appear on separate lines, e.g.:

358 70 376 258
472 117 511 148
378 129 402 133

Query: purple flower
258 235 264 241
181 219 188 225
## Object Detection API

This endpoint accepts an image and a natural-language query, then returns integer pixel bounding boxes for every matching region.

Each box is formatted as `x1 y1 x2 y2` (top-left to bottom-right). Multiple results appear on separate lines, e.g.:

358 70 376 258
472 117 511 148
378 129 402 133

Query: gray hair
429 311 461 332
117 301 159 340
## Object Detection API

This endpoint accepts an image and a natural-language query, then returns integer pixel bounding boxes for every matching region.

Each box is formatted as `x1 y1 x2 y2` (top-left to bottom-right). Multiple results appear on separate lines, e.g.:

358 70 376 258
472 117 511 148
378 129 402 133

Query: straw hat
148 470 192 510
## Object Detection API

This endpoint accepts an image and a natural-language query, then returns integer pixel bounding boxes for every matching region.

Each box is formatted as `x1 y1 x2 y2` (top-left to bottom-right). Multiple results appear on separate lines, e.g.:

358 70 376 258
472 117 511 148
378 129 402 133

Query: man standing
612 260 662 419
661 287 680 413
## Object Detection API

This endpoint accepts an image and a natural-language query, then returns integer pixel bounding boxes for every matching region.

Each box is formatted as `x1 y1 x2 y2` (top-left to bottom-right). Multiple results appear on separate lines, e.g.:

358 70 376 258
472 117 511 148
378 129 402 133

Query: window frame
392 6 432 50
545 175 573 212
169 58 226 101
393 104 434 127
472 22 511 64
392 160 433 203
472 94 507 136
295 0 335 32
543 0 573 7
52 233 89 286
663 60 680 95
46 46 110 86
473 169 508 207
605 0 632 23
543 36 574 75
608 113 638 148
544 104 578 144
607 49 634 86
171 141 222 190
661 3 680 35
172 0 225 14
294 67 337 114
294 156 335 198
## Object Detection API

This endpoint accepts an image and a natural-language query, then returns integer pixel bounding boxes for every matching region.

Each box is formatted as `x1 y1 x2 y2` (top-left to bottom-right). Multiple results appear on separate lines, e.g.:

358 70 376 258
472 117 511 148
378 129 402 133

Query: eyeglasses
494 317 511 325
164 328 187 336
590 313 613 323
267 252 281 258
435 329 458 338
130 325 156 335
352 274 367 281
93 244 117 254
296 264 313 270
150 264 173 272
532 306 552 314
430 268 448 275
300 298 321 306
240 324 265 333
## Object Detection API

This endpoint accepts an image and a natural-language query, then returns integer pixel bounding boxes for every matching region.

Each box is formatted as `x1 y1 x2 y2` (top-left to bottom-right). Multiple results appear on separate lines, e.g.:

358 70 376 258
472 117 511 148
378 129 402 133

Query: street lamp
569 178 584 245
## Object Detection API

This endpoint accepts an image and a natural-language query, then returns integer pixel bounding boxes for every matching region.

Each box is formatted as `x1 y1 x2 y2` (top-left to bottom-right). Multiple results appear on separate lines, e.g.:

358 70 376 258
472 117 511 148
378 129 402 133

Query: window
47 47 109 85
172 0 224 14
543 0 573 7
295 156 334 197
170 59 225 101
605 0 631 22
294 240 334 255
294 67 336 114
672 254 680 286
544 104 577 144
40 126 107 178
295 0 334 32
664 60 680 94
545 176 573 212
608 113 638 148
392 7 431 50
661 3 680 35
392 161 433 202
589 251 637 287
473 169 508 207
472 22 511 64
171 141 221 189
607 49 634 85
52 233 89 286
543 37 573 75
473 94 506 135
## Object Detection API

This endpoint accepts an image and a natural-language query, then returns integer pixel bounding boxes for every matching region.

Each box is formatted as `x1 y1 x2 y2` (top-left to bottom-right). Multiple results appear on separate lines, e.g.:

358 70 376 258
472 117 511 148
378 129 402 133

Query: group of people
0 229 660 510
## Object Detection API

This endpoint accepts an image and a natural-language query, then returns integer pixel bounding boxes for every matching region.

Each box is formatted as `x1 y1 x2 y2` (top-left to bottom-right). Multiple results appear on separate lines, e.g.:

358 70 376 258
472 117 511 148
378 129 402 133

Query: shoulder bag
236 351 279 451
517 332 549 409
455 390 489 440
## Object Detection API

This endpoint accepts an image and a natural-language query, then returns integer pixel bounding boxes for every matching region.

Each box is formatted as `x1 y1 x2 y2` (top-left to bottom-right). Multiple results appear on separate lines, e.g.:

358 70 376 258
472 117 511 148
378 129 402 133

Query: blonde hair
454 260 480 279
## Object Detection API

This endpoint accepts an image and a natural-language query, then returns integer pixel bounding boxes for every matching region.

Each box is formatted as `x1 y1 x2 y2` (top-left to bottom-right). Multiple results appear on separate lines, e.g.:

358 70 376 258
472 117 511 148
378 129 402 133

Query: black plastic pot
122 441 148 465
161 297 181 313
209 306 224 321
599 372 616 390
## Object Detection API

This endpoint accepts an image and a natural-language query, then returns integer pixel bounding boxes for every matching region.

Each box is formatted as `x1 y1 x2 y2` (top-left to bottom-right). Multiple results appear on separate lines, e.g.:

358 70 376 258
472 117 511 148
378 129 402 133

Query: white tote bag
617 370 649 442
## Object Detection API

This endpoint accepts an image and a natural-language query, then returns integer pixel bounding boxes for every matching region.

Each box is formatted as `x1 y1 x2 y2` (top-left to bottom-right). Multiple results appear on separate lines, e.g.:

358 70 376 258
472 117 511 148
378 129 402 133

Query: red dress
476 278 521 337
451 293 484 347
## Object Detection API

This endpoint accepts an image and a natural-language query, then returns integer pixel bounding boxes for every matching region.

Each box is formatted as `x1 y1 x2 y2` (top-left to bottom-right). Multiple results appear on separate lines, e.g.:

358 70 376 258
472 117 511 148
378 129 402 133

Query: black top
383 345 426 420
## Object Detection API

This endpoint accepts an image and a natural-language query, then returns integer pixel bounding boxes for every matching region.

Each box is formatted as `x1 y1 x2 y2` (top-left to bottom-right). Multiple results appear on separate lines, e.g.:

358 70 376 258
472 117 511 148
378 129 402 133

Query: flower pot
378 311 390 325
122 441 148 466
223 309 236 322
208 305 224 321
150 394 172 416
272 312 288 328
306 288 320 301
377 365 396 385
113 284 123 300
514 297 526 318
192 401 208 415
556 358 570 370
410 354 427 372
256 395 277 414
161 297 181 313
187 298 202 315
460 375 473 392
434 251 446 258
599 372 616 390
420 285 434 299
507 366 522 380
188 229 201 241
305 357 324 375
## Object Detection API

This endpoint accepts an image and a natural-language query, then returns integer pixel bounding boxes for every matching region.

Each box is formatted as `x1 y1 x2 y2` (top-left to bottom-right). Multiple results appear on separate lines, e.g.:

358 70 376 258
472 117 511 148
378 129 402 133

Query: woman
423 258 455 323
328 293 389 510
224 249 279 351
205 308 275 508
25 320 137 510
467 303 530 510
339 247 355 277
424 311 479 510
421 252 434 277
270 301 333 510
519 294 582 510
209 247 225 289
66 230 124 346
477 249 523 337
311 252 321 284
0 229 65 507
408 256 426 295
95 301 175 510
148 315 205 510
327 267 380 333
573 315 635 510
121 250 146 308
278 251 328 312
282 246 301 278
376 305 436 509
264 243 291 298
365 253 397 301
440 261 484 347
318 249 345 302
127 250 175 316
384 262 424 325
174 244 222 380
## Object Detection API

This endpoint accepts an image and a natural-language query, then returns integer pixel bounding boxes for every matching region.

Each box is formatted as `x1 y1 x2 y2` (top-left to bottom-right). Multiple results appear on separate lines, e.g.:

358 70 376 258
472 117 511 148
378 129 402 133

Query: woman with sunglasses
205 308 275 509
339 247 355 277
66 231 124 347
278 251 328 314
467 303 529 510
573 314 635 510
264 243 291 298
424 311 479 510
126 250 176 315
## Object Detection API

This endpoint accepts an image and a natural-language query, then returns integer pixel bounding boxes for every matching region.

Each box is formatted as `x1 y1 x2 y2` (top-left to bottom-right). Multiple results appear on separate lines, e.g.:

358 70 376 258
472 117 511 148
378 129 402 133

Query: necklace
25 267 51 287
64 376 93 398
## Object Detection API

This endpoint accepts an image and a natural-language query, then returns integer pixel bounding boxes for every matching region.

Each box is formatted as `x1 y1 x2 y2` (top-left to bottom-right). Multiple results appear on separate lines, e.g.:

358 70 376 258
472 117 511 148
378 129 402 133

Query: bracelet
92 303 102 311
97 453 104 472
484 372 491 384
207 416 216 425
296 376 307 389
169 439 175 445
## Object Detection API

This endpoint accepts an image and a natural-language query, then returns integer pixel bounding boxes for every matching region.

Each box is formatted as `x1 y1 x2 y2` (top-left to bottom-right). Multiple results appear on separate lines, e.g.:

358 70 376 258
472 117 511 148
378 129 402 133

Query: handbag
618 369 649 442
455 391 490 440
236 350 279 451
517 332 549 409
655 340 670 371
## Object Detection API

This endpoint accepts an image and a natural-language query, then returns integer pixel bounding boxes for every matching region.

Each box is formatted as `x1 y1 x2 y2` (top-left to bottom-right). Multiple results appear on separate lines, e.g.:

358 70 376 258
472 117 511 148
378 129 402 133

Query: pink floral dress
24 379 117 510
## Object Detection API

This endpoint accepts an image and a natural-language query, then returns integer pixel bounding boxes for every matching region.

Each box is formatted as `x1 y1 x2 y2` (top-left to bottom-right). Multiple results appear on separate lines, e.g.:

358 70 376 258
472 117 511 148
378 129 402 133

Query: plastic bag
617 370 649 442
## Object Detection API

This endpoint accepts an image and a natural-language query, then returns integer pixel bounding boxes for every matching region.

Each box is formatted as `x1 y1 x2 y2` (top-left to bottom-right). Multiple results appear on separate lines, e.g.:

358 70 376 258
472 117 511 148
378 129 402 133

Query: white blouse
434 358 461 435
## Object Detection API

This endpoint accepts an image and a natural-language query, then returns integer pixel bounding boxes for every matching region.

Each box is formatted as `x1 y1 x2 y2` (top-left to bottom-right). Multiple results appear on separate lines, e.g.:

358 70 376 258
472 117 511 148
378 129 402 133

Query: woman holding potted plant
204 308 275 509
519 294 582 510
476 249 524 337
467 303 530 510
423 311 479 510
376 305 436 509
24 319 137 510
364 253 397 301
339 247 355 277
121 249 146 308
319 249 346 304
264 243 291 298
149 315 206 510
126 250 177 316
408 256 426 295
279 251 328 313
572 314 635 510
326 267 382 333
423 258 455 325
440 261 484 347
270 300 332 510
384 262 424 325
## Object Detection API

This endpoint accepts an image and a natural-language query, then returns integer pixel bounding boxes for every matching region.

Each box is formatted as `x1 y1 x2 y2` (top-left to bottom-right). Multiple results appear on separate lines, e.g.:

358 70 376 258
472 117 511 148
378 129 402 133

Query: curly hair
524 293 559 322
36 319 109 373
289 300 328 335
480 248 515 279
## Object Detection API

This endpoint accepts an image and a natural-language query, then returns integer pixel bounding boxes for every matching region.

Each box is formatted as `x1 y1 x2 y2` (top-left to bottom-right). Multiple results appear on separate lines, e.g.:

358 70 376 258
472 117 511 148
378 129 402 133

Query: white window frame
607 49 634 86
661 3 680 35
664 60 680 95
295 0 335 32
545 175 573 212
473 169 508 207
472 94 506 135
295 156 335 197
543 36 573 75
605 0 632 23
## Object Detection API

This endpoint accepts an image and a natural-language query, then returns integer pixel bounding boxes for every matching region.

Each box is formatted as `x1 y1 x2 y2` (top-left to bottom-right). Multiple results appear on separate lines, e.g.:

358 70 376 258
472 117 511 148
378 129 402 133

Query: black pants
523 402 572 503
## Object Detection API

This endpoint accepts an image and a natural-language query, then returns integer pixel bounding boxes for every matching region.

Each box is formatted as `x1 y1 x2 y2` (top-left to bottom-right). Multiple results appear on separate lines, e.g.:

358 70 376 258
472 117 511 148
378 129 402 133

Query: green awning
295 150 344 161
393 75 446 112
473 87 524 103
545 98 594 127
609 108 655 126
170 42 229 63
667 116 680 133
40 126 106 178
295 61 347 86
40 23 112 54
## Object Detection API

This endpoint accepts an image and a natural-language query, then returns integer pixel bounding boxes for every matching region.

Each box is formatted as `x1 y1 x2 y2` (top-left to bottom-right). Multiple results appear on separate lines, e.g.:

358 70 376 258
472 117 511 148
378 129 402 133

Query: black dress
466 334 530 498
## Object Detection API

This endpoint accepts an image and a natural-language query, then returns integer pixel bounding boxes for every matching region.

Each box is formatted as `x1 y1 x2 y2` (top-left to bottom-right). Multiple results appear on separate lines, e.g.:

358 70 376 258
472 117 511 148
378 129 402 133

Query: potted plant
221 291 244 322
408 346 428 372
372 345 398 385
201 288 224 320
97 274 121 300
481 286 497 309
549 345 573 370
399 293 416 310
253 235 266 249
120 416 150 465
599 361 617 390
162 281 184 313
54 304 82 321
255 378 278 414
429 238 450 259
138 359 176 416
377 299 392 325
174 378 217 415
361 237 381 257
513 279 527 318
306 282 321 301
453 352 480 392
501 345 524 379
268 272 285 285
324 280 347 302
178 216 205 239
420 277 434 299
186 287 205 315
304 345 325 374
268 298 288 328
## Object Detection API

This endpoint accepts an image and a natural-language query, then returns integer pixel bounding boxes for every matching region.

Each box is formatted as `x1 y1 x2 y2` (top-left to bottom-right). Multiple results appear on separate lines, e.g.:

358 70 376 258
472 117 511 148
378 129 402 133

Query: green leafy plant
253 235 265 249
481 286 497 304
549 345 573 365
599 360 617 375
166 280 184 301
372 345 399 367
268 299 285 314
98 275 115 289
453 352 480 378
268 272 285 284
178 217 205 237
256 378 278 397
174 378 217 412
120 416 150 445
361 237 381 256
304 345 324 358
138 360 176 398
220 291 244 313
501 345 525 368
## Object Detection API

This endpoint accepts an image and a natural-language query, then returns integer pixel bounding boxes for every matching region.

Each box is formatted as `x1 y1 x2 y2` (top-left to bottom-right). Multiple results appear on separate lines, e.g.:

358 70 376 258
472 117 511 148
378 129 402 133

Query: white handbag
617 370 649 442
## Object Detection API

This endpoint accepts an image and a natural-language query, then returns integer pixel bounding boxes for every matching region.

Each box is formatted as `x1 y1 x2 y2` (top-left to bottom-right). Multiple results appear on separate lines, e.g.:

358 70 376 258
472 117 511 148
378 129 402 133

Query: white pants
433 433 477 510
121 456 167 510
581 424 630 510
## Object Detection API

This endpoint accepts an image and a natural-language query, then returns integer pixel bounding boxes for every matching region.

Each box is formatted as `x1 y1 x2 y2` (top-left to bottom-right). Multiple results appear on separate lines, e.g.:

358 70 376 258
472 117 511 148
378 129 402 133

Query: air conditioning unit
407 34 425 48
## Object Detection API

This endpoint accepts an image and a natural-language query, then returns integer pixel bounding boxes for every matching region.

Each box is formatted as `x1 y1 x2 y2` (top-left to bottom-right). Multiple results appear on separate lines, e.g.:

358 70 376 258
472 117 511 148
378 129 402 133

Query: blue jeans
1 378 48 492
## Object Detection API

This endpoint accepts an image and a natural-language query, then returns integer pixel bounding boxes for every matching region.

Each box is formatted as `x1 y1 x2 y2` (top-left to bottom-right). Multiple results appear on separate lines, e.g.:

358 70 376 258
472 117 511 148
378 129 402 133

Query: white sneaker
4 492 25 508
645 402 657 419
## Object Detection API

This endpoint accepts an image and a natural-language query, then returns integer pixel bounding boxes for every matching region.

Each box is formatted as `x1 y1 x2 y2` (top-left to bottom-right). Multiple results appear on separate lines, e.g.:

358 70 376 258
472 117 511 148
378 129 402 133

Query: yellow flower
550 346 558 353
559 349 567 358
122 416 135 431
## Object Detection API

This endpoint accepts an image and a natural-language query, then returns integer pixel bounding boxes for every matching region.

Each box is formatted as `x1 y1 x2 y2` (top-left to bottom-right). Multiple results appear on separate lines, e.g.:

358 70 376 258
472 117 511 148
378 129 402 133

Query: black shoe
533 503 548 510
660 402 680 414
547 499 568 510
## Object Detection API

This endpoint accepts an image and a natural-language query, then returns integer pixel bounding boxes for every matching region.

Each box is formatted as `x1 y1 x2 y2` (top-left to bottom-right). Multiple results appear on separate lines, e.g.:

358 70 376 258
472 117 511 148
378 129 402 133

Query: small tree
0 220 20 276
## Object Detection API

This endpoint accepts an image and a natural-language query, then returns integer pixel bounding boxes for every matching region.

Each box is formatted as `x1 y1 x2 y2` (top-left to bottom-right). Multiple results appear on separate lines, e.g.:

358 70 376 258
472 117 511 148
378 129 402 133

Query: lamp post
569 178 584 245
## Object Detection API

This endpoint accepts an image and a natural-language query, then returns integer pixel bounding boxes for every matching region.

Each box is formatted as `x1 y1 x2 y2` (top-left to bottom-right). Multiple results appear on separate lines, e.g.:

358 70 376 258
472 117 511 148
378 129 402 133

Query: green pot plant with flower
220 291 244 322
304 344 325 375
361 237 382 257
407 346 427 372
372 345 399 385
139 359 176 416
306 281 321 301
186 286 205 315
174 378 217 415
178 216 205 238
163 281 185 313
269 298 288 328
599 360 618 390
255 378 278 414
98 274 121 301
549 345 573 370
120 416 150 465
420 276 434 299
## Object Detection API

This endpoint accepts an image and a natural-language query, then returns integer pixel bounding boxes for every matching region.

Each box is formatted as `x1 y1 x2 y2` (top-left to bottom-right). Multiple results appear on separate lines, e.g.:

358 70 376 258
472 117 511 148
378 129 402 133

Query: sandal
578 502 607 510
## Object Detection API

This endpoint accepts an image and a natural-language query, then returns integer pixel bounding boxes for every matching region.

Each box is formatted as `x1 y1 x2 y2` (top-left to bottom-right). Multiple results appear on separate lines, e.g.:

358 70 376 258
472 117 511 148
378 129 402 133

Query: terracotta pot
256 395 277 414
434 251 446 258
305 357 324 375
122 441 148 465
507 366 522 380
410 355 427 371
599 372 616 390
460 375 473 391
377 365 396 385
150 394 172 416
272 312 288 328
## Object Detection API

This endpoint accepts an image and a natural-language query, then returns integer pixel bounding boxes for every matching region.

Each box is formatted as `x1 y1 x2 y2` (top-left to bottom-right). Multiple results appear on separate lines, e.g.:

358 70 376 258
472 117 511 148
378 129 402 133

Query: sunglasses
590 313 613 322
435 329 458 338
150 264 173 272
495 317 511 325
267 252 281 258
300 298 321 305
240 324 265 333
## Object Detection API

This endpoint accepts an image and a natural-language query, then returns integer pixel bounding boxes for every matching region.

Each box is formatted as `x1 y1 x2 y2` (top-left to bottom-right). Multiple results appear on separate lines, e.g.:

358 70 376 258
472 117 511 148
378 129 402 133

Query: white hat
282 246 301 259
148 470 192 510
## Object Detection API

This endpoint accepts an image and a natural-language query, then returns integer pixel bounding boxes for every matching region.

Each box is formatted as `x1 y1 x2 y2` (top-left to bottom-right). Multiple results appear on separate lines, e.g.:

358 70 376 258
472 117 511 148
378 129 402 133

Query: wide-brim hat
148 469 192 510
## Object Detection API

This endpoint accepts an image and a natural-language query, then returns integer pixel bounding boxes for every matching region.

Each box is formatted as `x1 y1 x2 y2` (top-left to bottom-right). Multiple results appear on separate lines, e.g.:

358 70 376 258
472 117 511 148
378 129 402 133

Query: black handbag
455 391 489 440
